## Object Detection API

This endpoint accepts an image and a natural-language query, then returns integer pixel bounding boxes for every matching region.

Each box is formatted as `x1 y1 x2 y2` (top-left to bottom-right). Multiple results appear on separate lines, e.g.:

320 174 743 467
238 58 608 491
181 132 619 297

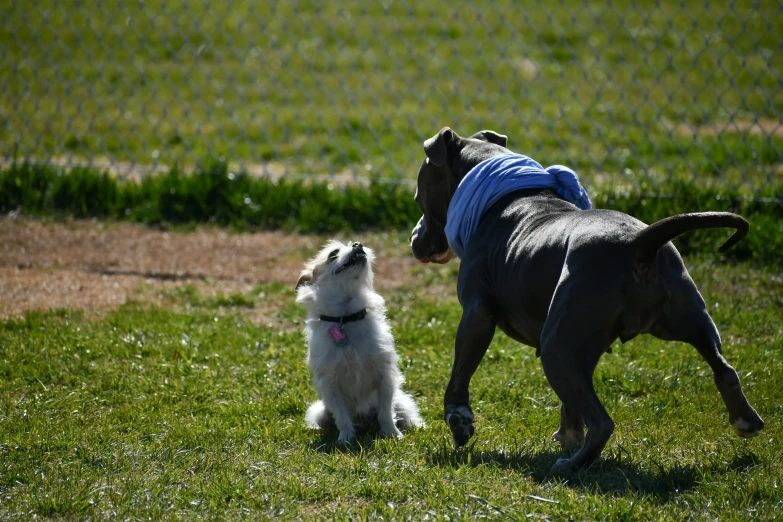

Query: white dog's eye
327 249 340 261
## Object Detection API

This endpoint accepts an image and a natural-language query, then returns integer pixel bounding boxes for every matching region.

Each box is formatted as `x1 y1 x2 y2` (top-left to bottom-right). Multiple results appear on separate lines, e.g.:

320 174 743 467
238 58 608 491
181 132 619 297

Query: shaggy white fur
296 240 424 443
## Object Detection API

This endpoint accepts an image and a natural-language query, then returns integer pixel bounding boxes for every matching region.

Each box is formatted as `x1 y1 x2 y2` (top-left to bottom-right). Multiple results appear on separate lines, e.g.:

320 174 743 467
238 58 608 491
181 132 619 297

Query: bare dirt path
0 218 453 321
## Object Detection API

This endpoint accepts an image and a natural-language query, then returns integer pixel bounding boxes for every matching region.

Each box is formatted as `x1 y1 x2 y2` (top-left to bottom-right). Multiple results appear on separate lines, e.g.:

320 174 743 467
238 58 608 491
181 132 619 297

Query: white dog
295 240 424 443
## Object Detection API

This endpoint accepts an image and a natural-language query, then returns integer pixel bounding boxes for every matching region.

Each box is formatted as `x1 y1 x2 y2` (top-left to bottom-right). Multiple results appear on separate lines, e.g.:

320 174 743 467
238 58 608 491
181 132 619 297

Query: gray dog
410 127 764 472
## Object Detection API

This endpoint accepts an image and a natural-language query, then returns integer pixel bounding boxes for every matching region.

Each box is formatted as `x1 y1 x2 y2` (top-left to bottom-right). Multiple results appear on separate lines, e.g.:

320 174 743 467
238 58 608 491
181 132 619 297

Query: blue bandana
444 153 591 259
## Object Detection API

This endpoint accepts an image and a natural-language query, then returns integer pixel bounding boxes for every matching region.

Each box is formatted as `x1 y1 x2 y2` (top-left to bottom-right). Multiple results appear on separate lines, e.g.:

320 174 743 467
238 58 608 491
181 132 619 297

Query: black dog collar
319 308 367 325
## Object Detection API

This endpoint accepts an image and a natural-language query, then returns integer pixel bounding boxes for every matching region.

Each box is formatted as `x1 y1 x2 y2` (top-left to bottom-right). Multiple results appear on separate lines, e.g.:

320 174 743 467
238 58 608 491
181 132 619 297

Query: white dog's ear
295 262 323 291
295 273 312 291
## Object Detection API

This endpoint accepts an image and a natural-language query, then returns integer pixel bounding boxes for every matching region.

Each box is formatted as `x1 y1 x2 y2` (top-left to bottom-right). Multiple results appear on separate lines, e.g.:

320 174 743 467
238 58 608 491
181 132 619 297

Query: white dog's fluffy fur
296 240 424 443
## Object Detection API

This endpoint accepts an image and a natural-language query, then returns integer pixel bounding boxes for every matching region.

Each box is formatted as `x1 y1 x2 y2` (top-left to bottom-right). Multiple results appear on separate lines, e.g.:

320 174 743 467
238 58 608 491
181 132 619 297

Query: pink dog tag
328 325 347 346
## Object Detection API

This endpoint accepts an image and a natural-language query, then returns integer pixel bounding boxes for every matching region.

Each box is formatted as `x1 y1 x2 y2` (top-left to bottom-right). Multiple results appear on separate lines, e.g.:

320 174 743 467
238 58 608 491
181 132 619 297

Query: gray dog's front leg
552 403 585 449
444 302 496 447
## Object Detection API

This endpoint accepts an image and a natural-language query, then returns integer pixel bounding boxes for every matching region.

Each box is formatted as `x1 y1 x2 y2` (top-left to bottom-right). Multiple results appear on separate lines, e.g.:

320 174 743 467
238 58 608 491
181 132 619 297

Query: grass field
2 0 783 518
1 240 782 519
2 0 783 191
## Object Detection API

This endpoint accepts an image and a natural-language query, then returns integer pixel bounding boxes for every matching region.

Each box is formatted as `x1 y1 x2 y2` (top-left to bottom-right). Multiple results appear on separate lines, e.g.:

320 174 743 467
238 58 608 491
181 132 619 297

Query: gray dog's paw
731 413 765 438
550 457 576 474
445 405 475 447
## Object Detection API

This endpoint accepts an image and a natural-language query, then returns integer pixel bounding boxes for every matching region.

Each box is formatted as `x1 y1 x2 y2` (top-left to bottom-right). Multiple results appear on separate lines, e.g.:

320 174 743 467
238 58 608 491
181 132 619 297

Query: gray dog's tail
631 212 749 258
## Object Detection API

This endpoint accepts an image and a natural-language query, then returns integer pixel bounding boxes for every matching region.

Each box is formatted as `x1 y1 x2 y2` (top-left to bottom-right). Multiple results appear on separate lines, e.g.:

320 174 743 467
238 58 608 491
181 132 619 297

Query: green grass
2 0 783 189
2 161 783 265
1 259 781 519
156 284 258 310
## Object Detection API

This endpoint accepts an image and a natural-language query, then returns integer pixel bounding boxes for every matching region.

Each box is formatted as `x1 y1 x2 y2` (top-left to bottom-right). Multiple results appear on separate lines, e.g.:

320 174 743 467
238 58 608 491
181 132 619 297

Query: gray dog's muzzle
410 215 455 263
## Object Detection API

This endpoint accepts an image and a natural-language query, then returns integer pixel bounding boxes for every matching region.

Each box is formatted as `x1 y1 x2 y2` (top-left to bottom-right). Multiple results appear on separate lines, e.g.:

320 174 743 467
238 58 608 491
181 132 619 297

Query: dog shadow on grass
425 443 760 502
306 418 400 454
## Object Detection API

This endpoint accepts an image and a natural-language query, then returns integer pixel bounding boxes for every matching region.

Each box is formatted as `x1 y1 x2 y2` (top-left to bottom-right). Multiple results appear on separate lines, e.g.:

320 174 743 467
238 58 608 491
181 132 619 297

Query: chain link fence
2 0 782 195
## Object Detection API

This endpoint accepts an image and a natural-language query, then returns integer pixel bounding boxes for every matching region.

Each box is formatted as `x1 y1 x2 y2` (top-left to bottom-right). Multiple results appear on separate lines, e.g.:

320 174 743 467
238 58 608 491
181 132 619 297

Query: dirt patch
0 156 411 186
0 218 454 321
663 118 783 138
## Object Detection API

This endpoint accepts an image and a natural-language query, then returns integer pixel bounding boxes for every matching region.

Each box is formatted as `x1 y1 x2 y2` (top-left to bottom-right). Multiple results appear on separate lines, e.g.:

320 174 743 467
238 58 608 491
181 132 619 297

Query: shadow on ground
306 416 400 454
425 443 760 502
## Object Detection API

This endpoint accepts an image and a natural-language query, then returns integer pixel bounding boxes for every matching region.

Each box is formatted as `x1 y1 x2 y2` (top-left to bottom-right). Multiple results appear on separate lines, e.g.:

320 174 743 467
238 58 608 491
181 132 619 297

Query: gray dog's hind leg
444 302 496 447
654 309 764 438
542 346 613 472
540 270 621 472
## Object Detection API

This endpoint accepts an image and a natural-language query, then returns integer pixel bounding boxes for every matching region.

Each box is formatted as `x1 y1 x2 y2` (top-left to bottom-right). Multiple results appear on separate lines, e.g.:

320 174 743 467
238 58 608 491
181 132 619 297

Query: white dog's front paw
381 424 403 439
337 430 355 444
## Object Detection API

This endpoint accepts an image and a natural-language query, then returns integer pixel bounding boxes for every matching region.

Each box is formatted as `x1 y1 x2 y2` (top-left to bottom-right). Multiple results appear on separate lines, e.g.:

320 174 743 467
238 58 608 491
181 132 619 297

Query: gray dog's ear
423 127 454 166
471 130 508 147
